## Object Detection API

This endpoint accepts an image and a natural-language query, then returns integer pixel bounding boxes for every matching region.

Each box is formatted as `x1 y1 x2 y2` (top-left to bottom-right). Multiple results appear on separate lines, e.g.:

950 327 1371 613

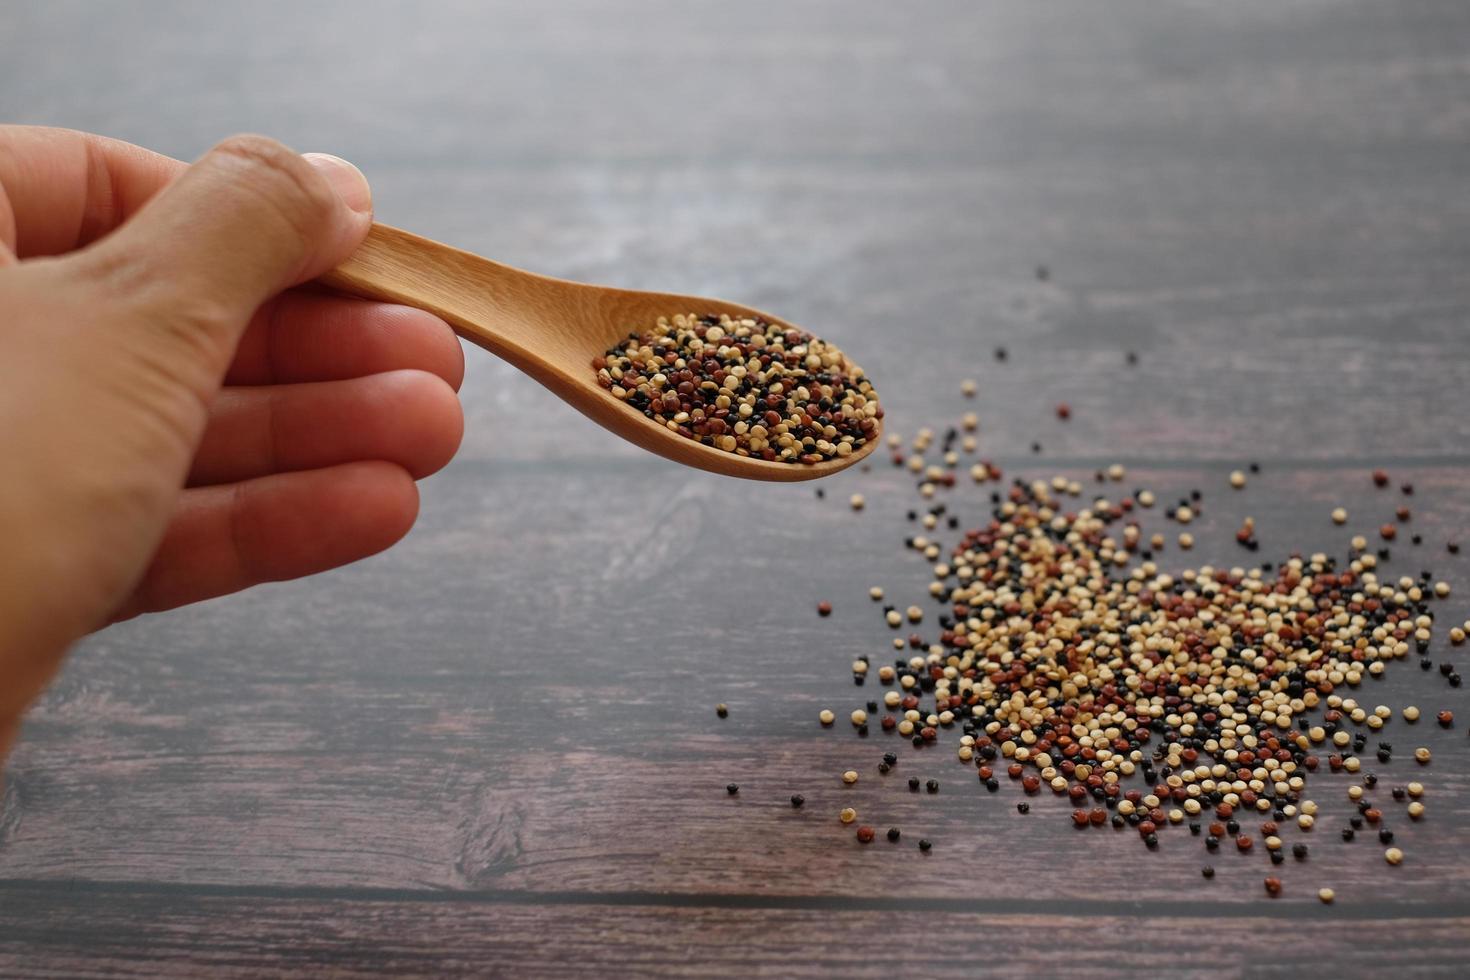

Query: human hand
0 128 465 761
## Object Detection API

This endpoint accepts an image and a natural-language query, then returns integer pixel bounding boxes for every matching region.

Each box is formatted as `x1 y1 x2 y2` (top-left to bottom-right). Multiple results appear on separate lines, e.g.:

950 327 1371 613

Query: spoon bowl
319 224 880 480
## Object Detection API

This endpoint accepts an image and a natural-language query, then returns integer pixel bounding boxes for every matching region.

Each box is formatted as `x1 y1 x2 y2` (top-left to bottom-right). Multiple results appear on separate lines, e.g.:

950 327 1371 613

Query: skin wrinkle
264 381 285 478
79 134 121 248
227 478 256 592
265 293 291 385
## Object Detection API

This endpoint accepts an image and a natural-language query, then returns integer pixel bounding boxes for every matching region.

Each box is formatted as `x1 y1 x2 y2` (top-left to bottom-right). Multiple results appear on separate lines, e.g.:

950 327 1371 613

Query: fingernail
304 152 372 215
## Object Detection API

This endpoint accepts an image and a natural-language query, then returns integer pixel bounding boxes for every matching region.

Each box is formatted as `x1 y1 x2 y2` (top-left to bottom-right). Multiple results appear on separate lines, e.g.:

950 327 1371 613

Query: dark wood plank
2 884 1469 978
3 0 1470 974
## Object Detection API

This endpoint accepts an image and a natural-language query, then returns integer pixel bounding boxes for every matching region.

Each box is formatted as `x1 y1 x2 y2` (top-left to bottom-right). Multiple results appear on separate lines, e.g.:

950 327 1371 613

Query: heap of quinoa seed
594 313 881 464
919 478 1440 823
795 424 1465 882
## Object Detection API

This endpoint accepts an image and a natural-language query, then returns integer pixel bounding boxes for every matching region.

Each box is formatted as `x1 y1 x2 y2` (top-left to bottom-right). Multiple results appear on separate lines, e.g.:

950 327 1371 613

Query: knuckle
208 134 337 245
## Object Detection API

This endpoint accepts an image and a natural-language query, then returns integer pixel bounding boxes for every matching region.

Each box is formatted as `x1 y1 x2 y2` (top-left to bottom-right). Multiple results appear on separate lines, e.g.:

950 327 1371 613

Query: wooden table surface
4 1 1470 976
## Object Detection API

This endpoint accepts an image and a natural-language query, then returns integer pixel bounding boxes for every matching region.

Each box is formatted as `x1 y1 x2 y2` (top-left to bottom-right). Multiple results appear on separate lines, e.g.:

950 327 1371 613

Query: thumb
71 134 372 378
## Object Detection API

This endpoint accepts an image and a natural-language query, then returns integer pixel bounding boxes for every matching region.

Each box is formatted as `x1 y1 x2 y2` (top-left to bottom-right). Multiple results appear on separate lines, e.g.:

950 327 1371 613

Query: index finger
0 125 184 260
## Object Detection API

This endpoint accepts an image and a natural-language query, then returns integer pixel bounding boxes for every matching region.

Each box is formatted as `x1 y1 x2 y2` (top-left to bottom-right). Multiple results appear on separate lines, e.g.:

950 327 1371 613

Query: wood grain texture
3 0 1470 975
3 884 1470 979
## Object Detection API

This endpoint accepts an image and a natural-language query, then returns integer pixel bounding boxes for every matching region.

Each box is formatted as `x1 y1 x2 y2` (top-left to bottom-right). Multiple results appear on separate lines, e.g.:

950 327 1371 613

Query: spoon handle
318 223 545 356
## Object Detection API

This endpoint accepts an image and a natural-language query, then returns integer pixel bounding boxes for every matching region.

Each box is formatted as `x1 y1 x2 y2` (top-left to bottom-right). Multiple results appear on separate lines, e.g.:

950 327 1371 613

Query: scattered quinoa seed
726 783 739 795
961 379 977 397
1229 470 1246 489
1385 847 1404 865
850 493 866 511
1319 888 1335 904
842 769 859 785
839 807 857 824
1331 507 1348 525
817 601 832 617
790 794 805 807
716 703 729 718
819 709 835 726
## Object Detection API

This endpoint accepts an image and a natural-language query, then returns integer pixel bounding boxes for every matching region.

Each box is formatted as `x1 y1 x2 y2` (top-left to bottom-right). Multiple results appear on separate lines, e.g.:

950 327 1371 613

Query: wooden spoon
318 224 880 481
